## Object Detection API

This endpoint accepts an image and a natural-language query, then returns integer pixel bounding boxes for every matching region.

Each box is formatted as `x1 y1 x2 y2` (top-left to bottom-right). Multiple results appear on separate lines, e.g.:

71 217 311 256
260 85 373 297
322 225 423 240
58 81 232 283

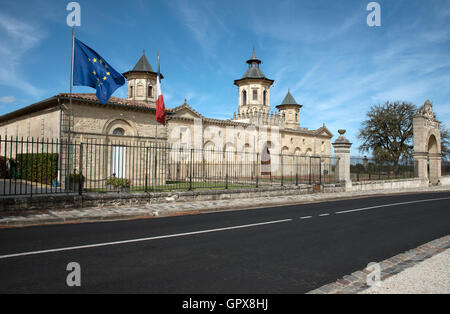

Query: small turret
276 90 302 130
122 50 163 104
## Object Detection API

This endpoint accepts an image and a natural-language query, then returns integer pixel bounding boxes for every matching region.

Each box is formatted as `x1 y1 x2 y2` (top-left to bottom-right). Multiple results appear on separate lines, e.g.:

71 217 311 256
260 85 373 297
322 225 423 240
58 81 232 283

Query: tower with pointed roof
234 48 274 116
277 90 302 130
122 51 162 105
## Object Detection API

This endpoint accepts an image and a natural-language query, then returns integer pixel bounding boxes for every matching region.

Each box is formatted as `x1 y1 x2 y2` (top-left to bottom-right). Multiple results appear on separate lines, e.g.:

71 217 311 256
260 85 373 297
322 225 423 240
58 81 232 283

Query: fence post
309 156 312 185
319 158 322 185
296 157 299 186
154 143 158 193
281 155 284 186
189 148 193 191
256 152 259 188
145 147 148 193
30 137 34 197
79 142 83 196
225 151 229 190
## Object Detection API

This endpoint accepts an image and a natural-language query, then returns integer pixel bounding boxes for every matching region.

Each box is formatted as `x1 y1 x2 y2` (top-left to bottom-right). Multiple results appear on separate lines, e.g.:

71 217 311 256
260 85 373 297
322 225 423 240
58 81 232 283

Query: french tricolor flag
156 53 166 126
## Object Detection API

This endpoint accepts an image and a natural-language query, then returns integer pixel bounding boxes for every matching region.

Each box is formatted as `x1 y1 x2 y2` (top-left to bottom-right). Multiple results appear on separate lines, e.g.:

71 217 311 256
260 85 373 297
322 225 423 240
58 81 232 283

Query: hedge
0 156 7 179
15 153 59 185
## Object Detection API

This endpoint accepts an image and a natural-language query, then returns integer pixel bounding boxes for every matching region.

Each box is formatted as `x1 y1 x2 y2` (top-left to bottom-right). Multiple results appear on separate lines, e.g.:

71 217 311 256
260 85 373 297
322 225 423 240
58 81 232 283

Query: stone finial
418 99 436 120
334 129 351 145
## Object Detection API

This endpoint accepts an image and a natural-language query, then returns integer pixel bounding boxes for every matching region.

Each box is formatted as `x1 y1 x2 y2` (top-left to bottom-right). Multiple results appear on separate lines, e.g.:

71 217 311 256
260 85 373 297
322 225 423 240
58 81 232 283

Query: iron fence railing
0 136 336 196
350 156 415 182
442 161 450 176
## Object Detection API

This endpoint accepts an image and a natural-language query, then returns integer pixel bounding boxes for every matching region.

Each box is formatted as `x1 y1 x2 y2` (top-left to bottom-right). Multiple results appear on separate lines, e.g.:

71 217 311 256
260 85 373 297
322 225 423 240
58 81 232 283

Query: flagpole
154 50 159 192
67 27 75 187
154 120 158 192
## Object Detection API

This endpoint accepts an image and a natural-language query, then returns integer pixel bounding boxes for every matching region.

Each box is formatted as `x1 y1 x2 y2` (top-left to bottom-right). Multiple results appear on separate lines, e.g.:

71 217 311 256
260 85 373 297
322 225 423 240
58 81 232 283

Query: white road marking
334 196 450 215
0 219 292 260
299 216 312 219
319 213 330 217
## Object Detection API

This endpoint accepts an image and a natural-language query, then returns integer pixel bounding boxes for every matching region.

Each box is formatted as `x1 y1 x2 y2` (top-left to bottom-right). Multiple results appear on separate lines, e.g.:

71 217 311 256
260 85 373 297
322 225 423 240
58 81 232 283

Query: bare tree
358 101 416 171
441 125 450 161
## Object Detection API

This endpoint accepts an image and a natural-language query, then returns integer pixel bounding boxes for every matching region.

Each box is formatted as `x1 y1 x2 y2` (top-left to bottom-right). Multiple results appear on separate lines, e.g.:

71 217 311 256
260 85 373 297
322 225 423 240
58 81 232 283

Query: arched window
129 85 133 97
242 90 247 106
253 90 257 101
148 85 153 98
113 128 125 136
263 90 267 106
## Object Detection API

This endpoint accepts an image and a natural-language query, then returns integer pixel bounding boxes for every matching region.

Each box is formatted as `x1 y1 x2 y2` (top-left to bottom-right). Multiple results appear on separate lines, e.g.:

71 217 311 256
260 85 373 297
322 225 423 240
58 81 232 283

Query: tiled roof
57 93 172 112
132 53 154 72
279 91 300 106
241 66 267 79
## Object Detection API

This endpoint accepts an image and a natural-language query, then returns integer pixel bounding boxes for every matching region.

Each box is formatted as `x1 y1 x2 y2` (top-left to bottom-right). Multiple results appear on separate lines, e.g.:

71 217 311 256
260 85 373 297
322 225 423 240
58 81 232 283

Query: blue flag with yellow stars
73 38 125 104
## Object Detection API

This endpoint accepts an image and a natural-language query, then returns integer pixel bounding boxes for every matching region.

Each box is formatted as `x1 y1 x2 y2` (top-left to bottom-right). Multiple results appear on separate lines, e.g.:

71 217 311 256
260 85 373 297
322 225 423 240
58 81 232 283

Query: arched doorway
111 128 126 178
261 142 271 176
427 134 441 184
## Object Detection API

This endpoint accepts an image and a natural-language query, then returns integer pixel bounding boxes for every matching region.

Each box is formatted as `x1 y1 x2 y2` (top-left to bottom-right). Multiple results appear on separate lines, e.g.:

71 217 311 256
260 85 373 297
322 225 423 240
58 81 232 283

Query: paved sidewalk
360 248 450 294
1 185 450 228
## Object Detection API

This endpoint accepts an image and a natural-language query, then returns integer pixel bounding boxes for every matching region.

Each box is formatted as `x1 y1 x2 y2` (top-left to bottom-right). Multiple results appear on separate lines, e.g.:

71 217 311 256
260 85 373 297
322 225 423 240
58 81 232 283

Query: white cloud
0 96 15 104
0 12 47 98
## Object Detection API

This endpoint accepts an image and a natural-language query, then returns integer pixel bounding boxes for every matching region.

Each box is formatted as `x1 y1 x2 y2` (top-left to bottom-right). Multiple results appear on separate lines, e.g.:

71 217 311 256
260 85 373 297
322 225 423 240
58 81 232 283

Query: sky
0 0 449 156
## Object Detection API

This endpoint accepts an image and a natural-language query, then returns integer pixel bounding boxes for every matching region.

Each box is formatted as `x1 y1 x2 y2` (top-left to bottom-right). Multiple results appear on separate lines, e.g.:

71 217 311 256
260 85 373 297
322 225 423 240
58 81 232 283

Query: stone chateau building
0 49 333 185
0 49 333 157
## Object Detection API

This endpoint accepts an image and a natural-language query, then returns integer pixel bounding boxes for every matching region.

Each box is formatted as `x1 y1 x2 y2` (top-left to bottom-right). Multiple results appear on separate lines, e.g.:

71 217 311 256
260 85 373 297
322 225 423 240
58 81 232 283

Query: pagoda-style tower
276 90 302 130
122 51 162 104
234 49 274 115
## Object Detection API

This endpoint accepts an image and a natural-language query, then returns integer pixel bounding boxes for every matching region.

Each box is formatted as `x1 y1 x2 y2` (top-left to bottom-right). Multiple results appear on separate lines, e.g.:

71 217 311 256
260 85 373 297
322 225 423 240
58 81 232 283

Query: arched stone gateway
413 100 442 184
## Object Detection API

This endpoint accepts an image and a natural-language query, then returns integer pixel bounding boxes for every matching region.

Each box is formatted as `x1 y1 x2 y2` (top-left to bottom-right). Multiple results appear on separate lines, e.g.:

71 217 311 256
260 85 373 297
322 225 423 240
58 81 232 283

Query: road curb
306 235 450 294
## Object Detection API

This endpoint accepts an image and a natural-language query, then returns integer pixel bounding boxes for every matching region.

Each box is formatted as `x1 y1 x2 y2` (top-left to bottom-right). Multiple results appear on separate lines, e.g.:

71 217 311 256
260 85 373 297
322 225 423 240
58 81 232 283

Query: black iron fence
442 160 450 176
350 156 415 182
0 136 336 196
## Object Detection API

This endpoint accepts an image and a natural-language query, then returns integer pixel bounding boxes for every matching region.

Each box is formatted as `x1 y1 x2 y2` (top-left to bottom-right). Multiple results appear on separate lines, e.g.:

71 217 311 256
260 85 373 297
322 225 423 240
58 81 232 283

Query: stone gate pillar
333 129 352 189
413 100 442 185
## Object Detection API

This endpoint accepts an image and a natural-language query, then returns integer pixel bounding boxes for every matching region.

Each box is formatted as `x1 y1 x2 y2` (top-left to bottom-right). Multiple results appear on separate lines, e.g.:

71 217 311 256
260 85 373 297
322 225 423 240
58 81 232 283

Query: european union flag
73 38 125 104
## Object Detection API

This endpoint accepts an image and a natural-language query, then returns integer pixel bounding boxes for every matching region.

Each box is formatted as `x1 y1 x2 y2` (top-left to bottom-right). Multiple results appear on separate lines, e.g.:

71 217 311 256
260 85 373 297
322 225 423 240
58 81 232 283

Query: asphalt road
0 191 449 293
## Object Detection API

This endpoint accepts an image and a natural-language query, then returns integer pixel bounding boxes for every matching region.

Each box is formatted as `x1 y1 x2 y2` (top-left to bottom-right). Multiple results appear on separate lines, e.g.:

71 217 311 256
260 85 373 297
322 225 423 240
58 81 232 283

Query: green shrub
68 172 85 184
15 153 59 185
106 177 130 188
0 156 7 179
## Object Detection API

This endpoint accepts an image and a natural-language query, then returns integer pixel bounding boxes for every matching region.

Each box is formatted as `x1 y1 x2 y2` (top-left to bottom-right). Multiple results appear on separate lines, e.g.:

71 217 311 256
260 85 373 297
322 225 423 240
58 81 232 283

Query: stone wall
346 178 428 192
0 107 60 140
439 175 450 186
0 185 318 211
